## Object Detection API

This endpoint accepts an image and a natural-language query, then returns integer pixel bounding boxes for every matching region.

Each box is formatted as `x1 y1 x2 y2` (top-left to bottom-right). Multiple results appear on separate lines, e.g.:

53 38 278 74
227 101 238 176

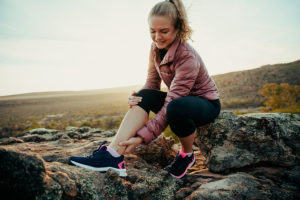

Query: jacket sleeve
142 44 161 90
137 52 199 144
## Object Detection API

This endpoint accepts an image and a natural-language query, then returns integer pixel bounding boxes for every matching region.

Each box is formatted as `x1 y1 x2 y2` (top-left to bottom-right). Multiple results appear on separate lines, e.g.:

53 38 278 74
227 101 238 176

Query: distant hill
1 59 299 103
212 59 300 100
0 85 143 100
0 59 299 137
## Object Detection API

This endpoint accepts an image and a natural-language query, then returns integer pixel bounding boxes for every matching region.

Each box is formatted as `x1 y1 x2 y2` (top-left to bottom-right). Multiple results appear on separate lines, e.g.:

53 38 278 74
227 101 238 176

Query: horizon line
1 58 299 98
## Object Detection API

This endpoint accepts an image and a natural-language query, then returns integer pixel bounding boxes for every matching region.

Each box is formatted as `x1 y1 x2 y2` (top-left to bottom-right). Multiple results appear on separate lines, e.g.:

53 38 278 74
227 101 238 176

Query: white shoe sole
70 160 127 177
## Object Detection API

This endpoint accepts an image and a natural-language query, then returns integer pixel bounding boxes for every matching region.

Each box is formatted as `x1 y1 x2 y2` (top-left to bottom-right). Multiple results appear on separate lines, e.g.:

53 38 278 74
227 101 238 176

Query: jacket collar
153 37 181 65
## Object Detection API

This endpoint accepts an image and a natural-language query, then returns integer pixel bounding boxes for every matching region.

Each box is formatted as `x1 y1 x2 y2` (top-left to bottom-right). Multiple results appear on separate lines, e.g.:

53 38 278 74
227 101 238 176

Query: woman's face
149 15 179 50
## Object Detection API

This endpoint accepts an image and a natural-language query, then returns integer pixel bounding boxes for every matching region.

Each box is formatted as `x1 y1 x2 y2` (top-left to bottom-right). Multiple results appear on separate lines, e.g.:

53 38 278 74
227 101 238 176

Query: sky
0 0 299 96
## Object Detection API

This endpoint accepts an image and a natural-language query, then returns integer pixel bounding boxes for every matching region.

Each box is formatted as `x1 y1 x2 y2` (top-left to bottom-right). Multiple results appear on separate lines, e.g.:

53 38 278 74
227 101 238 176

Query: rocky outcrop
195 111 300 173
0 148 46 199
0 111 299 199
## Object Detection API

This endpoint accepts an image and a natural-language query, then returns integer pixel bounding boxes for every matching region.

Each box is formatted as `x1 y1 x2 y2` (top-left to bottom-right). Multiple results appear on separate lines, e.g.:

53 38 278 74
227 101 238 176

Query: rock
100 130 117 137
66 127 114 139
0 137 24 145
195 111 300 172
78 126 91 133
0 111 299 199
66 130 79 138
134 135 177 168
47 170 77 198
65 126 78 132
20 134 53 142
103 169 128 199
0 148 46 199
21 127 115 142
284 165 300 184
45 161 107 200
124 154 180 199
89 128 103 134
188 172 265 199
27 128 58 135
39 174 63 200
188 167 300 200
0 145 180 200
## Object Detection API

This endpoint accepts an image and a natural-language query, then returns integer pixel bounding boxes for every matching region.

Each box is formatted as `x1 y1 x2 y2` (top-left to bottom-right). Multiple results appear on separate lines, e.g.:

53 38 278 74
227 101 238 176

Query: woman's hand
119 136 143 154
128 91 142 108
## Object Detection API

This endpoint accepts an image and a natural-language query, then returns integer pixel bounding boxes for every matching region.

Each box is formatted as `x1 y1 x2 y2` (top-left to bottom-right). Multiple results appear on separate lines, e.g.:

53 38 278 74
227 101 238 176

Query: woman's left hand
119 137 143 154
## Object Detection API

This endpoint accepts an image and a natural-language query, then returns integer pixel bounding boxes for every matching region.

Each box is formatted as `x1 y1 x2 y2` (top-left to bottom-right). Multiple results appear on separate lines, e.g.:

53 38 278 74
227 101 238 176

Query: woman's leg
164 97 221 178
109 89 167 155
109 106 148 155
178 130 196 153
167 96 221 152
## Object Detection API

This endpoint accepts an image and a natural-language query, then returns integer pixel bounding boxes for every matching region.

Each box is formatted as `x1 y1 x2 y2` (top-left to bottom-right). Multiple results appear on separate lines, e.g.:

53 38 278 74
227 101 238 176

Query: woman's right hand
119 136 143 154
128 91 142 108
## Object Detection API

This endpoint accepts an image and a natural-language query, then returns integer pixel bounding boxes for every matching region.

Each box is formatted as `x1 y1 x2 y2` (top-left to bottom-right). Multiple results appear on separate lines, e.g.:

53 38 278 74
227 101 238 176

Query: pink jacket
136 37 220 145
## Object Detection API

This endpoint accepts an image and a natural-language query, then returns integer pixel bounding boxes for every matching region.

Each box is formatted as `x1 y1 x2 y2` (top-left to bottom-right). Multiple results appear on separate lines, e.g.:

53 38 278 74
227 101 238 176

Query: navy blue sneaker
69 141 127 177
164 151 195 178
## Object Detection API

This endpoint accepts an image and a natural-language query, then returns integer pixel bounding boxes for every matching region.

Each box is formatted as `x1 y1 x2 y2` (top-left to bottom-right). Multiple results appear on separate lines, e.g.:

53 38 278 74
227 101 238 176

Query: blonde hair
148 0 193 42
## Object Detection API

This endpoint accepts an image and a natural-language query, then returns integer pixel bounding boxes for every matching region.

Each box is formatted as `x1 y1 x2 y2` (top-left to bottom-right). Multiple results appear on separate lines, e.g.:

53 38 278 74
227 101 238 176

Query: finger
128 99 142 106
119 140 132 146
129 96 142 100
119 141 126 146
131 99 142 104
124 146 130 154
131 98 142 103
128 102 136 107
124 145 135 154
129 102 139 107
120 137 137 146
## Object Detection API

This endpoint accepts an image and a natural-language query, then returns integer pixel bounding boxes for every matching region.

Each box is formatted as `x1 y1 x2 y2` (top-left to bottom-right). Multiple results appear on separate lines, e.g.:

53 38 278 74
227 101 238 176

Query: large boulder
195 111 300 172
133 135 177 168
0 148 47 199
0 147 181 200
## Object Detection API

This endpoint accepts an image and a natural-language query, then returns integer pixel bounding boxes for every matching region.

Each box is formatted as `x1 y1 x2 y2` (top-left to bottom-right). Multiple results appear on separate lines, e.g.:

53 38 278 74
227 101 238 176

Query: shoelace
87 140 107 158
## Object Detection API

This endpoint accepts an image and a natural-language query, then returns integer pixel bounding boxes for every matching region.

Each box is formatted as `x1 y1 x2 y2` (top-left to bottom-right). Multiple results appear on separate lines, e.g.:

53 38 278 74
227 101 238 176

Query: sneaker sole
170 156 196 179
70 160 127 177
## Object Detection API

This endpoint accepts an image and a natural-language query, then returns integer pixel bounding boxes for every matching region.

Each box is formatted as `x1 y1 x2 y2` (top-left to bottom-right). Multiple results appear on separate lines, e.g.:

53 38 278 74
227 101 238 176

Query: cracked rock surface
0 111 299 199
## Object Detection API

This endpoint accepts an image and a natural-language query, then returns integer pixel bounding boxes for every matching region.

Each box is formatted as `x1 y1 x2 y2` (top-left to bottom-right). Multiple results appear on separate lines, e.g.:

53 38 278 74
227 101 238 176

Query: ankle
106 146 122 157
108 144 125 156
180 149 193 157
180 148 193 154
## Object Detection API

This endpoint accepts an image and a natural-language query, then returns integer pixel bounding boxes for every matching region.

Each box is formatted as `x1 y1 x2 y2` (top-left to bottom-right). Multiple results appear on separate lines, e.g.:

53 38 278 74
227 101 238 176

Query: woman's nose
155 33 162 41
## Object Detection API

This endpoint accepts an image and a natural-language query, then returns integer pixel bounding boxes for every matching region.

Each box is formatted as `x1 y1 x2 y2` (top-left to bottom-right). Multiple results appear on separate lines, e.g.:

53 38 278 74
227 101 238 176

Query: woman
69 0 221 179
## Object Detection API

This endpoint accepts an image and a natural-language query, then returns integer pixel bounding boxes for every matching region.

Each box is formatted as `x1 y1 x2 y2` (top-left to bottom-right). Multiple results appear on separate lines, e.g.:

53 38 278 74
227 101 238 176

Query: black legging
136 89 221 138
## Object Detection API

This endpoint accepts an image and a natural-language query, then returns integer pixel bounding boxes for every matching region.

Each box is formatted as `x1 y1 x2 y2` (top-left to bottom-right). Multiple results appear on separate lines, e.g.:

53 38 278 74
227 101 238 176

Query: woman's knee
166 98 186 120
135 89 152 98
169 118 197 138
135 89 167 114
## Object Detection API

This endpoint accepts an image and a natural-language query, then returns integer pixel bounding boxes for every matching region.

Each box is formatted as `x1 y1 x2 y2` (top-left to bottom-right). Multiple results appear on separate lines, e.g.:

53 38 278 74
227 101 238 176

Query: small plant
80 121 92 127
163 126 179 143
258 83 300 113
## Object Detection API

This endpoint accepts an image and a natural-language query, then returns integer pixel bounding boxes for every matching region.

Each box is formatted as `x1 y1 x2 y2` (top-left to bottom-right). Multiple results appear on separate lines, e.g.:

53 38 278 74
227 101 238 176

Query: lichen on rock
0 111 299 199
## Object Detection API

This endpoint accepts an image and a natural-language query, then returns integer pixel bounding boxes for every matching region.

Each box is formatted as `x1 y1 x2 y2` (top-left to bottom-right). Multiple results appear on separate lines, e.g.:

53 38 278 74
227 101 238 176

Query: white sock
186 151 193 157
107 146 121 157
